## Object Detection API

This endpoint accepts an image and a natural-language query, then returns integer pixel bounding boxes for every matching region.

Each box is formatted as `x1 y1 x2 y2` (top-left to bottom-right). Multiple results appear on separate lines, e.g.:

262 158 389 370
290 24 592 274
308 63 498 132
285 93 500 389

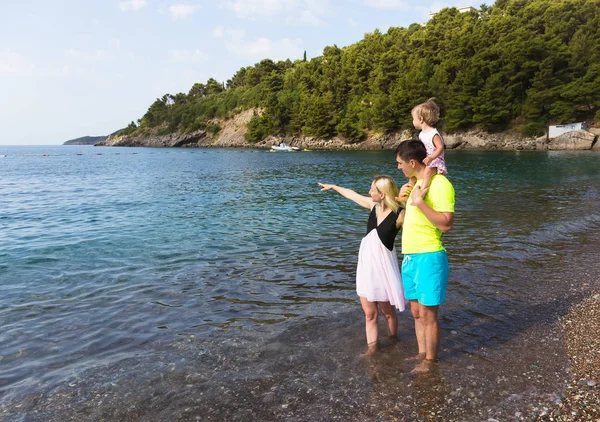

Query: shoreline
95 110 600 151
92 142 600 152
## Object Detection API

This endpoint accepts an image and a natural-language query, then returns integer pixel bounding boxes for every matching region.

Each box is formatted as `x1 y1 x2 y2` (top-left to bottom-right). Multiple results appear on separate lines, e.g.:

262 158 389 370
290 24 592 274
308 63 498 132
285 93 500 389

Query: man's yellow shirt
401 174 455 254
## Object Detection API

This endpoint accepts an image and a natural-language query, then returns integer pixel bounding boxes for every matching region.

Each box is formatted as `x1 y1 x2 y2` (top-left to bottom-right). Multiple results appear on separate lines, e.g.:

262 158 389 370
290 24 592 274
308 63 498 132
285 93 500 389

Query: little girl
411 98 448 191
318 176 406 356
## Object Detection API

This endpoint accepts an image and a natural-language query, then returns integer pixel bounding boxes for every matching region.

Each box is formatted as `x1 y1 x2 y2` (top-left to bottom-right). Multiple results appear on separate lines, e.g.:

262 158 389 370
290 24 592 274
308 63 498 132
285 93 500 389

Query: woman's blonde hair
373 175 401 213
412 97 440 126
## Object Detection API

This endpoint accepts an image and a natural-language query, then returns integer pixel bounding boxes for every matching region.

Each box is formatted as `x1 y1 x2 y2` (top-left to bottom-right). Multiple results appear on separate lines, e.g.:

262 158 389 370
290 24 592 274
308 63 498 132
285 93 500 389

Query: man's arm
410 185 454 232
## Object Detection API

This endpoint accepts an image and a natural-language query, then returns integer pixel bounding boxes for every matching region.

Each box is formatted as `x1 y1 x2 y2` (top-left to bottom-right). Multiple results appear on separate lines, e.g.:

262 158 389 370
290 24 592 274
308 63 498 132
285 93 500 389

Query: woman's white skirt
356 230 406 311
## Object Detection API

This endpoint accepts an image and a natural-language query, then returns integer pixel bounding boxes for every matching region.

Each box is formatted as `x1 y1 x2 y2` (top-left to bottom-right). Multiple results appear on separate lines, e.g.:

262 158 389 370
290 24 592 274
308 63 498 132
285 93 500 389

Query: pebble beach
538 292 600 421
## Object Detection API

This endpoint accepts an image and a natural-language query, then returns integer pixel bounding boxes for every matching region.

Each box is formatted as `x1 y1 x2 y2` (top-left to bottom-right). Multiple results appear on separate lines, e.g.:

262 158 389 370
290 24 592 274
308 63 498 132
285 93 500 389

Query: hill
109 0 600 146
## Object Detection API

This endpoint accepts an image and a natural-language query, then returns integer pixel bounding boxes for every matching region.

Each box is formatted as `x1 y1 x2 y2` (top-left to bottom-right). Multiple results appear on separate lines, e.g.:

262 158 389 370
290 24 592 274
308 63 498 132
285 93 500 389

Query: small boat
0 154 6 158
271 142 301 152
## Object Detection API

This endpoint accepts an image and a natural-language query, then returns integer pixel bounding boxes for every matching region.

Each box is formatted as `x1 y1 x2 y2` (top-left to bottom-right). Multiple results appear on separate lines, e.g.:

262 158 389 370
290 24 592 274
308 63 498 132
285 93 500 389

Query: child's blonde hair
373 175 401 213
412 98 440 126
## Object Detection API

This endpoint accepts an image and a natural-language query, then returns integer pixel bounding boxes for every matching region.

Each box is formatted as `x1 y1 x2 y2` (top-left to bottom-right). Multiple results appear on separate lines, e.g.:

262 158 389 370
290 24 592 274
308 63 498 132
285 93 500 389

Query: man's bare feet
405 352 426 362
410 359 436 374
360 342 378 358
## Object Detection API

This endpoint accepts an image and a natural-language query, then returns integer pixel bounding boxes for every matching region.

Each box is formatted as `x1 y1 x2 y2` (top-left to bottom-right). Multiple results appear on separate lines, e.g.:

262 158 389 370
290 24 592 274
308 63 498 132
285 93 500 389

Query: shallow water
1 145 600 421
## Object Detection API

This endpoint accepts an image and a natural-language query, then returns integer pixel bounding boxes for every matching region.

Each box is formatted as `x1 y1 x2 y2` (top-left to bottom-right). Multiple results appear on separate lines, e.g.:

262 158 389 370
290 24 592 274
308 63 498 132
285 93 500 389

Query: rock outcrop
97 130 211 148
548 130 597 150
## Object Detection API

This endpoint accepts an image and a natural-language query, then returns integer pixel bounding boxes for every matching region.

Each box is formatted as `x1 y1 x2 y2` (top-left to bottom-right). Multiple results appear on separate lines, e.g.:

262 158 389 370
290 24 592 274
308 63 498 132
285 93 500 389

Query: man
395 140 455 374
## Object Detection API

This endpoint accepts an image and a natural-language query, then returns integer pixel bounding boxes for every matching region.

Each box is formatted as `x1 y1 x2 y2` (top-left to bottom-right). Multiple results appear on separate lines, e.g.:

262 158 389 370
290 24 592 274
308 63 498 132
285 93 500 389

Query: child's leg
360 297 379 356
421 167 438 190
378 301 398 338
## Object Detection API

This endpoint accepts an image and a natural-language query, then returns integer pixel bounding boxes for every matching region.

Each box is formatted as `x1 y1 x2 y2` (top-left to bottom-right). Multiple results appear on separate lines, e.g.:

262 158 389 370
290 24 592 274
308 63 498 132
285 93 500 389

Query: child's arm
318 183 374 209
423 134 444 164
410 185 453 232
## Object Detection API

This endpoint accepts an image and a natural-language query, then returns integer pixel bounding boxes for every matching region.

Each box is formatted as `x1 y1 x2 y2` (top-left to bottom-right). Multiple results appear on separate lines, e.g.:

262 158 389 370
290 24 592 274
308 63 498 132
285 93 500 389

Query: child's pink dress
419 128 448 174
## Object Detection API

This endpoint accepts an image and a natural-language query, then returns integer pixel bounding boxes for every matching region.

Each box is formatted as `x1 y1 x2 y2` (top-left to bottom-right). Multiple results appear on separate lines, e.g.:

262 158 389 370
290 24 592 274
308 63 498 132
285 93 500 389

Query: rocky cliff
96 109 599 151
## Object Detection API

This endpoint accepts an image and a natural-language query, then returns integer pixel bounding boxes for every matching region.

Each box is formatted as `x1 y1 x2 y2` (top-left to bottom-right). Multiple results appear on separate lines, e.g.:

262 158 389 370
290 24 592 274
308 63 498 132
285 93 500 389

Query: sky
0 0 483 145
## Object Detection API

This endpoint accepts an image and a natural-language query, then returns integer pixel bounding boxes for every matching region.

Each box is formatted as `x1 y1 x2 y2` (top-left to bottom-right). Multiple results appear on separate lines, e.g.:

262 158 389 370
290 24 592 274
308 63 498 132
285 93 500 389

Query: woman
318 175 406 356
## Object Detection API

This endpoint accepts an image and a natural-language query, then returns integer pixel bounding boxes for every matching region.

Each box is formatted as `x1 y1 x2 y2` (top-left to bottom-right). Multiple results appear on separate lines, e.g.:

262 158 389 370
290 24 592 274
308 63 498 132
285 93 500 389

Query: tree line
121 0 600 142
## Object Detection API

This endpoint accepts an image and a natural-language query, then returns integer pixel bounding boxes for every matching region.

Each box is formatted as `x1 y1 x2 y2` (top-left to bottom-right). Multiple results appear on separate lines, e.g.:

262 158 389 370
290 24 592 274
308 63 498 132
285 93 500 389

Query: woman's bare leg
360 297 379 356
377 301 398 338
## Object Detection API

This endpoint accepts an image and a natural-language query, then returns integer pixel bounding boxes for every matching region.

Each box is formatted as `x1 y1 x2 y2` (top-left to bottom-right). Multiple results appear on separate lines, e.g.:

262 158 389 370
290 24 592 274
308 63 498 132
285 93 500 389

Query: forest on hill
119 0 600 143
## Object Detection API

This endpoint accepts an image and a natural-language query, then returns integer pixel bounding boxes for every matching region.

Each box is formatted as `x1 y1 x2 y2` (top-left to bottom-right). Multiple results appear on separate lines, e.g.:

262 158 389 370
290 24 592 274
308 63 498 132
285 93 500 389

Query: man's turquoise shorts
401 250 449 306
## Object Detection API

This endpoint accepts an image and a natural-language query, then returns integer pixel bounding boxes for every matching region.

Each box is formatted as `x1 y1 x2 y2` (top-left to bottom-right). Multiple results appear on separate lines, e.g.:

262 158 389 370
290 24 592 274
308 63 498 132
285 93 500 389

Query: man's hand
410 184 429 206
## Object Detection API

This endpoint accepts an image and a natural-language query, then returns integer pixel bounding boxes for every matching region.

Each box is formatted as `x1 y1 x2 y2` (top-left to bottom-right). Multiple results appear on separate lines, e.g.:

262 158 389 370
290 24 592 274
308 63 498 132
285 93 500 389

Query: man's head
395 140 427 178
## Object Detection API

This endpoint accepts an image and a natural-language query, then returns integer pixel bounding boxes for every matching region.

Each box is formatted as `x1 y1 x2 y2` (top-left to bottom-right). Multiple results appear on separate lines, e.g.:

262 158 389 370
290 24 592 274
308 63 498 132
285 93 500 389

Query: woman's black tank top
366 206 400 251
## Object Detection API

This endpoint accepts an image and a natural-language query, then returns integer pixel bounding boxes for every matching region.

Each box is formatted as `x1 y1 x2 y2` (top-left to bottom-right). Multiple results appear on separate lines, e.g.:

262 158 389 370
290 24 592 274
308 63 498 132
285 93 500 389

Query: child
411 98 448 191
318 176 407 356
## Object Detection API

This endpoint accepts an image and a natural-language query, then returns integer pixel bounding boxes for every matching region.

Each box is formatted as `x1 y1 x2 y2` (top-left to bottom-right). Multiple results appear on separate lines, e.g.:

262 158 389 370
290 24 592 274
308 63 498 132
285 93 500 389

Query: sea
1 145 600 421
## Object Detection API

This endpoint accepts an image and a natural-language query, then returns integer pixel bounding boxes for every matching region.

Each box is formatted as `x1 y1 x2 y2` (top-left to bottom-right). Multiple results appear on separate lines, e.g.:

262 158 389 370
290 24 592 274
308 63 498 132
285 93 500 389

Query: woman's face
369 181 384 203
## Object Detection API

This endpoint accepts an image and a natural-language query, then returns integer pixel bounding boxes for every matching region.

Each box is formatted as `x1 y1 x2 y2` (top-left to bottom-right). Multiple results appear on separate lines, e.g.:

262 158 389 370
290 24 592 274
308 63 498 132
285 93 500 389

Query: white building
548 122 588 139
429 6 478 18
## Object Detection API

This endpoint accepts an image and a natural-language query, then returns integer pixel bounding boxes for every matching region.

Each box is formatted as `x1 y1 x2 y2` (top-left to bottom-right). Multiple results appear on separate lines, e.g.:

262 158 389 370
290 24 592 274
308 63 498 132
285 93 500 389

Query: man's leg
406 299 426 361
420 304 440 360
411 303 440 374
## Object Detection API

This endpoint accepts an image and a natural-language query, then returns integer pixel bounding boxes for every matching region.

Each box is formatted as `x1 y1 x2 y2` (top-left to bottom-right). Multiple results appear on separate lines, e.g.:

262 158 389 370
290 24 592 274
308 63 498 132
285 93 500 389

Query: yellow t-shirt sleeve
427 175 455 213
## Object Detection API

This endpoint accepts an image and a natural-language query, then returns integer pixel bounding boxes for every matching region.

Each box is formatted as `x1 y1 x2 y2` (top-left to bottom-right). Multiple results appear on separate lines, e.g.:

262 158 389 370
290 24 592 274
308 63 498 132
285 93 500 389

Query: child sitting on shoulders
411 98 448 191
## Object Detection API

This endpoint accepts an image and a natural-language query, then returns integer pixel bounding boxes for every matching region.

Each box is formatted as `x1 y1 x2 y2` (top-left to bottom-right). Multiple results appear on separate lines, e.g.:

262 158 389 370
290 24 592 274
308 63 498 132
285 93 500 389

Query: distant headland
63 135 108 146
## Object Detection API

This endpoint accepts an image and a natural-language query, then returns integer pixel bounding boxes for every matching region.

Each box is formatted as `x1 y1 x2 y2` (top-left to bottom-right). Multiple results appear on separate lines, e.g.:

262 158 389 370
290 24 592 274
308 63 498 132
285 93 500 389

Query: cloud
233 37 303 60
221 0 329 26
168 49 208 62
222 0 297 18
119 0 148 12
348 17 358 27
292 0 328 26
0 51 35 74
211 26 245 42
363 0 408 9
212 27 303 61
211 25 225 37
168 4 200 20
65 48 110 61
413 1 456 21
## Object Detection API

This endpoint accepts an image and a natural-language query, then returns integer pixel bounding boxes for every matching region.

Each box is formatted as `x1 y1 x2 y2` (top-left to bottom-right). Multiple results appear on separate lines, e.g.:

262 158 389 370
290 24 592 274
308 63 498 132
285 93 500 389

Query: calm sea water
1 145 600 421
